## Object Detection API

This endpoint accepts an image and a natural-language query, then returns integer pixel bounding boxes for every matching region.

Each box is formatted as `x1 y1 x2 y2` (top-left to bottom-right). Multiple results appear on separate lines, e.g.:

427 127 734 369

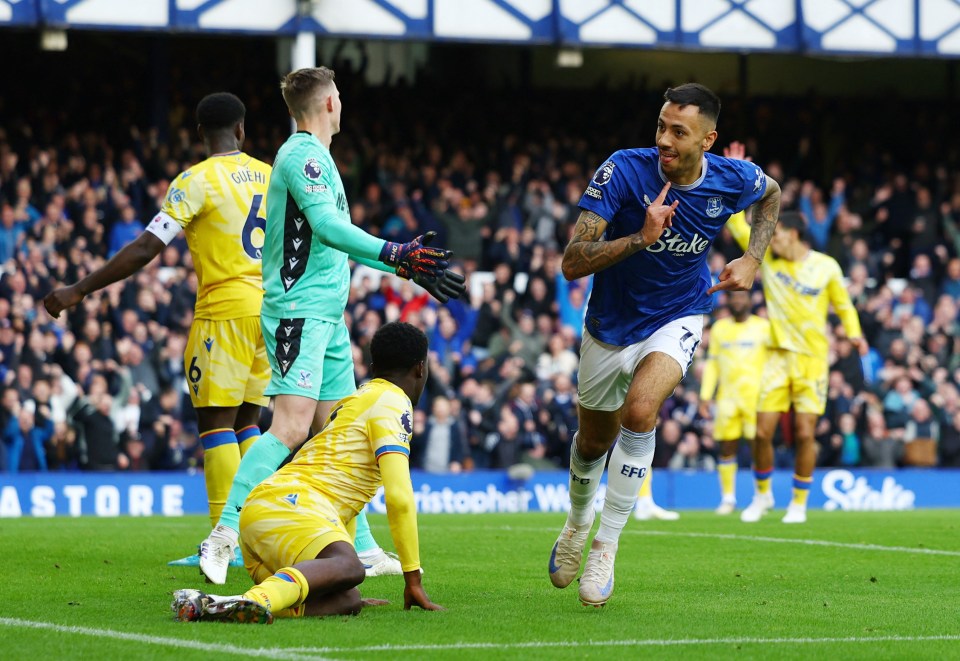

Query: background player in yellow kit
172 322 443 622
722 141 866 523
44 94 271 561
699 289 769 514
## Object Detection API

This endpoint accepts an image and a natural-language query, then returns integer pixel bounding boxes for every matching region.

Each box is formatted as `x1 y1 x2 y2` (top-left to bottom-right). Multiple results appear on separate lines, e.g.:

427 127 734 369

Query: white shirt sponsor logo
645 228 709 256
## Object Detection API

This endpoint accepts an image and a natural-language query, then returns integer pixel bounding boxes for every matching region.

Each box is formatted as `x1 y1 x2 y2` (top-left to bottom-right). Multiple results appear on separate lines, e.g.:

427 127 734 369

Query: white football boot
199 524 238 585
362 549 404 577
740 492 775 523
549 509 596 588
578 540 618 607
715 499 737 515
782 503 807 524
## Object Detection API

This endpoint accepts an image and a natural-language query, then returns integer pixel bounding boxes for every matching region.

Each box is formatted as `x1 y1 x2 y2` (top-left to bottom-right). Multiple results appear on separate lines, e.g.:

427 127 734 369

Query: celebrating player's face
656 103 715 182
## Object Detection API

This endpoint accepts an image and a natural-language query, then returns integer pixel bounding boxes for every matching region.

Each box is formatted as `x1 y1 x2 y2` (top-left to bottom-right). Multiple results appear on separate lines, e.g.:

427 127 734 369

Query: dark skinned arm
43 232 166 318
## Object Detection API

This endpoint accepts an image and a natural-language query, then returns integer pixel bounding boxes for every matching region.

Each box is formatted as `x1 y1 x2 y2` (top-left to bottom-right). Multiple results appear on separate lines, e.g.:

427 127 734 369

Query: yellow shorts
714 397 758 441
184 317 270 408
239 481 352 584
757 349 828 415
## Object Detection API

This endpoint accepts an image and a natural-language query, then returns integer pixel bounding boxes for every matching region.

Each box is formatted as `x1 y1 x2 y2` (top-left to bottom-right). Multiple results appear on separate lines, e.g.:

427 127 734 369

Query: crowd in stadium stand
2 75 960 474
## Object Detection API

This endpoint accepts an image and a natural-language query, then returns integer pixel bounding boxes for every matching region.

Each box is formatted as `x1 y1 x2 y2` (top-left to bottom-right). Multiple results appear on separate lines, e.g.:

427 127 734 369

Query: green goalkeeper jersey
262 131 385 321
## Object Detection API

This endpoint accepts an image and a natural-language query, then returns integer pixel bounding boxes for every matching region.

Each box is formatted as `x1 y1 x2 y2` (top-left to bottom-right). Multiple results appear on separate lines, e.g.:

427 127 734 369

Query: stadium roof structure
3 0 960 57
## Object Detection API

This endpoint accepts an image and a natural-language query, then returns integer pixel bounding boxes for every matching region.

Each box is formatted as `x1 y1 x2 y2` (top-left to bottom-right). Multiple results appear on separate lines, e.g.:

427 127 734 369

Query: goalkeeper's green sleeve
350 254 396 275
305 204 386 261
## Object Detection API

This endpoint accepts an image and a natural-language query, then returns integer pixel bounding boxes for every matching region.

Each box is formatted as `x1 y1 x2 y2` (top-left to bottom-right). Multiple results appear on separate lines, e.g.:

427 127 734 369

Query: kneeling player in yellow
698 289 769 514
172 322 444 622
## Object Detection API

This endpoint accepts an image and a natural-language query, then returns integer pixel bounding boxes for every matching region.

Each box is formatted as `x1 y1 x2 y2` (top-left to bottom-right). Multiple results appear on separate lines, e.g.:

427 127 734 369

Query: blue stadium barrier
6 0 960 56
0 469 955 517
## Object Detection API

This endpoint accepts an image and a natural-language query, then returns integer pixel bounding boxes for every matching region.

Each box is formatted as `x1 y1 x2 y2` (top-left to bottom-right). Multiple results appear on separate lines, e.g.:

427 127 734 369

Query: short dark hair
371 322 428 374
196 93 245 131
778 211 807 234
663 83 721 124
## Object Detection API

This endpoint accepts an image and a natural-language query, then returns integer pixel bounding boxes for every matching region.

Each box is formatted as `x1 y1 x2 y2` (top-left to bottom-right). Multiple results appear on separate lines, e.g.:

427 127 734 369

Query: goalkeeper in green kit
199 66 465 584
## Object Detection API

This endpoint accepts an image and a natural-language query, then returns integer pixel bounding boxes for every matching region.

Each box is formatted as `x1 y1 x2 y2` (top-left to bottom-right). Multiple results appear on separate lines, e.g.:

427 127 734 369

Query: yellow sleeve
159 169 206 229
726 211 773 262
726 211 750 252
379 452 420 572
700 321 719 399
826 260 863 339
700 356 719 401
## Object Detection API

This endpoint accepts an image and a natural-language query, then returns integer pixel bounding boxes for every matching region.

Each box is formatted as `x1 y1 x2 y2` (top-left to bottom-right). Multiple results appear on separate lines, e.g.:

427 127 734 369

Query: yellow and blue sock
244 567 308 614
200 428 240 528
791 474 813 507
236 425 261 457
754 468 773 495
718 456 737 501
219 431 291 533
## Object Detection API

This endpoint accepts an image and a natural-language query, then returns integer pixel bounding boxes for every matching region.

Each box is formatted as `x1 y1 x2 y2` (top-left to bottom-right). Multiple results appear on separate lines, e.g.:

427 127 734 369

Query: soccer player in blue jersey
547 83 781 607
198 67 464 584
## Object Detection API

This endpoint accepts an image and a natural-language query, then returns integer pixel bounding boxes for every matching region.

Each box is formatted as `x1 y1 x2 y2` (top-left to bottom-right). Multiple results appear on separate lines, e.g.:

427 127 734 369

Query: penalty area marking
419 524 960 557
0 618 332 661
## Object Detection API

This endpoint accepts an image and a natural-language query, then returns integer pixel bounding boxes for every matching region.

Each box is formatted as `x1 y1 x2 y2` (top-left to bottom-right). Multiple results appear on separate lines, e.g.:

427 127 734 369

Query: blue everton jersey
578 148 766 346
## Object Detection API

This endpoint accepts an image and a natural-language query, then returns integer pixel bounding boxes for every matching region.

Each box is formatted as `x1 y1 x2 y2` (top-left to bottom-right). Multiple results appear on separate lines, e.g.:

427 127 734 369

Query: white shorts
577 315 704 412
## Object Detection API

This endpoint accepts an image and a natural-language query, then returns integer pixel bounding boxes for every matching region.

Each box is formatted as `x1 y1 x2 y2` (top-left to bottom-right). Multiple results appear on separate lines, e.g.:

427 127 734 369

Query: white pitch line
0 618 332 661
287 634 960 654
4 618 958 658
418 524 960 557
633 529 960 557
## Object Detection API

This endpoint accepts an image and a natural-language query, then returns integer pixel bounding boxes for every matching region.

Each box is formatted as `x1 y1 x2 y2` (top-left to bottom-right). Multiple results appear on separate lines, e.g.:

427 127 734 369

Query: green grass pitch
1 510 958 659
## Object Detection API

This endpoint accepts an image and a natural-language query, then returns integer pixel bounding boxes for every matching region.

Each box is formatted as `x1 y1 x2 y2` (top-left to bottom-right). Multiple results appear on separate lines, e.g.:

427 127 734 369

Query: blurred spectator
412 395 467 474
107 205 143 257
72 391 129 471
3 406 52 472
861 409 902 468
536 333 579 382
668 432 717 471
485 404 523 469
904 399 940 444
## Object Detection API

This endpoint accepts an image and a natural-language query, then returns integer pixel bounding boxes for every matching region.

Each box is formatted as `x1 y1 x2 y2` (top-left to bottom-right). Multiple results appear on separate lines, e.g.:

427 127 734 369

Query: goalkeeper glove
397 267 467 304
379 231 450 279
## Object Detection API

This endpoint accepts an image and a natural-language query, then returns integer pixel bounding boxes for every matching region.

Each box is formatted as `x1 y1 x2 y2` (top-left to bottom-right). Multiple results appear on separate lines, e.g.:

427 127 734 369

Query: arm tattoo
746 176 781 262
569 210 607 244
561 210 645 280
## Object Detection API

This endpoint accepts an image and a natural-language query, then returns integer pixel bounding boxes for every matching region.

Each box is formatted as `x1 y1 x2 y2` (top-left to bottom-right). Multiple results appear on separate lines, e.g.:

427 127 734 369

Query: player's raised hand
403 570 445 611
43 284 85 318
640 181 679 247
380 231 451 280
723 141 751 162
706 254 761 294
